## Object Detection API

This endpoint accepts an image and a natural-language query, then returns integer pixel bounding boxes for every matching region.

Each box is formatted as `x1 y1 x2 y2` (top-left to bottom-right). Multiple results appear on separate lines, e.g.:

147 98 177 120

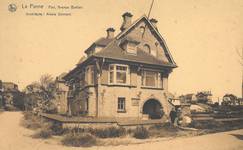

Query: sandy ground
0 111 243 150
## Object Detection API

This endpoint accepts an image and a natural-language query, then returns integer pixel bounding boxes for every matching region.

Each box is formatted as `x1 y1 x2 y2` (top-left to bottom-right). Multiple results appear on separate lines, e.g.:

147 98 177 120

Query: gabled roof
116 15 176 66
91 15 177 67
84 37 114 53
94 37 113 46
77 56 87 65
56 72 67 81
93 40 175 67
65 14 177 80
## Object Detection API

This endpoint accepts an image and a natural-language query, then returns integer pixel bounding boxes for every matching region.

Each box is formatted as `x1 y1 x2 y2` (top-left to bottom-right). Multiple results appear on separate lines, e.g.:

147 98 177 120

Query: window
85 98 89 112
85 65 94 85
116 66 127 84
80 71 85 88
95 46 103 53
140 26 145 34
118 97 126 112
109 64 129 84
144 44 151 54
126 43 137 54
109 65 114 83
142 70 162 88
158 73 163 88
142 70 157 87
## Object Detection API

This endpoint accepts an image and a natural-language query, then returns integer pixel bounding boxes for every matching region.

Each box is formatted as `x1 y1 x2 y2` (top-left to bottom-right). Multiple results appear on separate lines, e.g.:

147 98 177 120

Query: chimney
120 12 133 31
106 28 115 39
150 18 158 30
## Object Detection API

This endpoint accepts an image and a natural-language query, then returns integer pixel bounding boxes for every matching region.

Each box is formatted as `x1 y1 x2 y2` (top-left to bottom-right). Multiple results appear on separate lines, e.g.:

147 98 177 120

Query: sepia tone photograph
0 0 243 149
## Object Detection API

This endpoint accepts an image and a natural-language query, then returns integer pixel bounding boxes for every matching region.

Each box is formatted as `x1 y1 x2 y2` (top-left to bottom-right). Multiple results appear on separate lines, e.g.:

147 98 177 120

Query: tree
236 48 243 66
222 94 239 106
23 74 57 113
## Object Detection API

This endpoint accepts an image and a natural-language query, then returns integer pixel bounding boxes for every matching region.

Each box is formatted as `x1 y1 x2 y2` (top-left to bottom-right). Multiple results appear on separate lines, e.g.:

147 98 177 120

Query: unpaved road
0 111 243 150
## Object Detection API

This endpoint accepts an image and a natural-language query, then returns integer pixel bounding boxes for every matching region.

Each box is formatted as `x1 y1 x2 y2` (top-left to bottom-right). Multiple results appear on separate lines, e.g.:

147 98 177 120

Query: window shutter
130 67 137 86
101 65 109 84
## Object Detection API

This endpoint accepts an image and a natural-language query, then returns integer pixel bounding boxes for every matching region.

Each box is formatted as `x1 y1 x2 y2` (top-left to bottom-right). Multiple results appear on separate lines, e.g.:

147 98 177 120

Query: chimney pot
150 18 158 29
120 12 133 31
106 27 115 39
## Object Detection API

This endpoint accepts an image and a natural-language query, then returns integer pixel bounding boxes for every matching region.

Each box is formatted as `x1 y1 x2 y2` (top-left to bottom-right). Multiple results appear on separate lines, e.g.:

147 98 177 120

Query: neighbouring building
63 12 177 120
0 80 3 108
179 94 197 104
1 81 22 110
53 73 69 114
196 91 213 104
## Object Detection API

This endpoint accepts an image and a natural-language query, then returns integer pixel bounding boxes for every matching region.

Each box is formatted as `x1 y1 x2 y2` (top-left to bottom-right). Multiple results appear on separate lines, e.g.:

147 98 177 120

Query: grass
90 127 126 138
32 127 52 139
149 123 181 138
62 133 97 147
21 111 243 147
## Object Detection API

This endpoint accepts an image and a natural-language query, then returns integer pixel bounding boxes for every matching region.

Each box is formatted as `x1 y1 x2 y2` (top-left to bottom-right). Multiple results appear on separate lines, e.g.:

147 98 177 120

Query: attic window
140 26 145 34
143 44 151 54
95 46 103 53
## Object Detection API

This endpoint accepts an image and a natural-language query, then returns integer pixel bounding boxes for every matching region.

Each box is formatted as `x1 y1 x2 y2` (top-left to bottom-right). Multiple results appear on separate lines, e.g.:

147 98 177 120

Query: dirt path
0 111 243 150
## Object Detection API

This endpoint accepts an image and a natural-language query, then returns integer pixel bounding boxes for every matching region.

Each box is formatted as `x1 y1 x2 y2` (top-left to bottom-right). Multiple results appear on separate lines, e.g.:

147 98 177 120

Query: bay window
109 64 129 84
85 65 94 85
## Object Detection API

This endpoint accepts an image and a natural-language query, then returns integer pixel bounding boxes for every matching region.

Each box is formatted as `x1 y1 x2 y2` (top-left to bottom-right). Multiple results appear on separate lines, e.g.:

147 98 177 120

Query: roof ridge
115 15 177 66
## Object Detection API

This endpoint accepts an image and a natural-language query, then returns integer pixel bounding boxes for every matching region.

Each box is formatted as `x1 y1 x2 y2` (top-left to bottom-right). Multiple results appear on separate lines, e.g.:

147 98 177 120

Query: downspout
96 58 105 117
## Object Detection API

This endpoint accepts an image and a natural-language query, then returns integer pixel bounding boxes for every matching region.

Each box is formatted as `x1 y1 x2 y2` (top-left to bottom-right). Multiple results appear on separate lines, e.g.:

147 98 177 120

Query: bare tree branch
236 48 243 66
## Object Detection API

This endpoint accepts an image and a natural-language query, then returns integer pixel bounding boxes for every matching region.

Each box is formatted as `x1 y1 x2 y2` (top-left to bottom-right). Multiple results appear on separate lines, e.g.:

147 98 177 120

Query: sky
0 0 243 99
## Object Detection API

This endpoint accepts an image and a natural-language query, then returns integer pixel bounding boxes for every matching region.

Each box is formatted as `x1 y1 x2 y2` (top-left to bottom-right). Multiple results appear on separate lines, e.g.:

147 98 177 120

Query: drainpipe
95 58 105 117
95 59 100 117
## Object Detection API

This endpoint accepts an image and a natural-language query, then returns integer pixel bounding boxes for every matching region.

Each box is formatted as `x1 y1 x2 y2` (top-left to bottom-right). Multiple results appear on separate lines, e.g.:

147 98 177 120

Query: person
169 107 177 125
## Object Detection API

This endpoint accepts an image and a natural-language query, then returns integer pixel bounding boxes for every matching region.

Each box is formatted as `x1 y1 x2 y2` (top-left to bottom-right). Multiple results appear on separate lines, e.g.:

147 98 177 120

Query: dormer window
95 46 103 53
121 37 140 55
126 42 137 54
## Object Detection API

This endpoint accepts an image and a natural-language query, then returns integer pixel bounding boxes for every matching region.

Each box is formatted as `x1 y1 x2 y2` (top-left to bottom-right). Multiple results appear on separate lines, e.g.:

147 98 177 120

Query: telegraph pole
142 0 155 38
241 48 243 99
148 0 155 18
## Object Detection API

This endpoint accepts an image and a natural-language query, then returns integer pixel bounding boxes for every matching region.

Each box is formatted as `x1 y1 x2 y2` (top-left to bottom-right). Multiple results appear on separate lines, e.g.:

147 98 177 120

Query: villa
63 12 177 120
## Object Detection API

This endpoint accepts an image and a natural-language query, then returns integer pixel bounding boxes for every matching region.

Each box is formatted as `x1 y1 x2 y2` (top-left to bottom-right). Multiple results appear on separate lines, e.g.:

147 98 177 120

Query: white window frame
141 69 163 88
126 43 137 55
117 97 126 112
108 64 130 85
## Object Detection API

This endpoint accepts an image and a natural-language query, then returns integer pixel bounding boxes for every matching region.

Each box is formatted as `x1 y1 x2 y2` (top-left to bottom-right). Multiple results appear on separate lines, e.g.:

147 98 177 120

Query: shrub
32 127 52 139
4 105 18 111
42 102 57 114
49 121 68 135
189 120 223 129
133 126 149 139
21 112 42 129
150 122 179 131
148 123 181 138
90 127 126 138
62 133 96 147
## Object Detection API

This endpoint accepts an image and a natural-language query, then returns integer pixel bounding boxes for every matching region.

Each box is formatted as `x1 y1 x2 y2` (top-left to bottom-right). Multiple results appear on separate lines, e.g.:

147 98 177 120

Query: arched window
143 44 151 54
140 26 145 34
